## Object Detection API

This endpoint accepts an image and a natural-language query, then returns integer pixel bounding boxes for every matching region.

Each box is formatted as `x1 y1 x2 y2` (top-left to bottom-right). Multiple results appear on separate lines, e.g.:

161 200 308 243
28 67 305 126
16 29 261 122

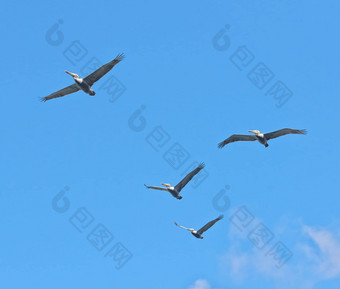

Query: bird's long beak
65 71 76 77
161 183 169 187
248 130 256 134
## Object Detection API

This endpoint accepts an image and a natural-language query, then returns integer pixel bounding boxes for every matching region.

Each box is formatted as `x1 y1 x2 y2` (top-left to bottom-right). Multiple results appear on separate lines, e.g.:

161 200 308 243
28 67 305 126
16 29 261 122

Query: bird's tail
265 143 269 148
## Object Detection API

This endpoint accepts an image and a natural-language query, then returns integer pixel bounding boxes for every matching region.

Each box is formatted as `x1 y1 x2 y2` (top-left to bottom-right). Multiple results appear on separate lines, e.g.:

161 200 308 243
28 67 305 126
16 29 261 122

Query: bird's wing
40 84 80 102
174 222 191 231
144 184 168 191
218 134 257 148
84 53 125 86
264 128 307 140
197 215 224 235
174 163 205 193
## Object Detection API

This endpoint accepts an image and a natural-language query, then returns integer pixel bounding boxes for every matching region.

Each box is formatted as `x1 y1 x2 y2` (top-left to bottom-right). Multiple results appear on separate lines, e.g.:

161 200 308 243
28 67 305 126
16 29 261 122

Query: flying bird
218 128 307 148
174 215 224 239
40 53 125 102
144 163 205 199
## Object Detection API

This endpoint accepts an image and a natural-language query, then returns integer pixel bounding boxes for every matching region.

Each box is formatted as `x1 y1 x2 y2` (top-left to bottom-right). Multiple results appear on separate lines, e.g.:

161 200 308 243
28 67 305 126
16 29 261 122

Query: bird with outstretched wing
41 53 124 102
174 215 224 238
218 128 307 148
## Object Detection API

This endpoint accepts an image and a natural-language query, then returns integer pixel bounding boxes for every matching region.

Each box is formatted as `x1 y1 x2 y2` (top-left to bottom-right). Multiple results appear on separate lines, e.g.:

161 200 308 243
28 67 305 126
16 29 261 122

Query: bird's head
65 71 80 79
161 183 171 188
248 130 260 135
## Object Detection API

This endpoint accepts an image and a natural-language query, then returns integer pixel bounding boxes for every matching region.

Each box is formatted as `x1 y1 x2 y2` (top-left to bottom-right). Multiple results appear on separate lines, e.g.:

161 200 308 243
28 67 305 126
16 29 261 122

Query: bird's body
73 77 95 96
167 186 182 200
175 215 224 239
253 132 268 147
41 53 124 102
191 231 203 239
144 163 205 200
218 128 307 149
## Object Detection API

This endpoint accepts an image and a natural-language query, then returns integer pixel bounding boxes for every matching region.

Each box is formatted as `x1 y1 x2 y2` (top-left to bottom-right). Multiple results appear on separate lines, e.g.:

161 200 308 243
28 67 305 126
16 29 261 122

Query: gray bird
218 128 307 148
174 215 224 239
144 163 205 200
41 53 124 102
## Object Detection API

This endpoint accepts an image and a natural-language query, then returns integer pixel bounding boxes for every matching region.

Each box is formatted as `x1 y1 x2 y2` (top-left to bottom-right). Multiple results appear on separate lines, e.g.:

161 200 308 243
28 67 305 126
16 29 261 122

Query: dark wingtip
144 184 148 188
116 53 125 62
40 97 47 102
218 214 224 220
198 162 205 169
301 129 307 135
217 142 225 149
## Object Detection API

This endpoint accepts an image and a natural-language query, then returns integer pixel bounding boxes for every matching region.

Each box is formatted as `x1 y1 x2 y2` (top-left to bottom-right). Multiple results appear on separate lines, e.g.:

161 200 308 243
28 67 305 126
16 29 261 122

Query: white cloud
188 279 212 289
302 226 340 278
220 224 340 289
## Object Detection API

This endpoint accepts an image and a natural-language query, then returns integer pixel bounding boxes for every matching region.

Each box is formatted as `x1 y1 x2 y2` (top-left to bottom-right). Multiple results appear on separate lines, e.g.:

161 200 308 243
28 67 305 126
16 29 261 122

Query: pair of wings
144 163 205 194
175 215 224 235
218 128 307 148
41 53 125 102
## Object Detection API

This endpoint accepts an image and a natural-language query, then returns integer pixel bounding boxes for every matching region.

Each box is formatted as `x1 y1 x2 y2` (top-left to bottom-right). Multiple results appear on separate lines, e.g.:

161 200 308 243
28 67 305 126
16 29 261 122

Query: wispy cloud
188 279 213 289
220 223 340 289
302 226 340 279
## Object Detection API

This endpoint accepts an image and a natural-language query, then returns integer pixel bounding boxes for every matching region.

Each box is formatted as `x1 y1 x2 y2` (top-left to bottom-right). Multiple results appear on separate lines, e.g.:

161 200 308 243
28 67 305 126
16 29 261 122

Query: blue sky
1 1 340 288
